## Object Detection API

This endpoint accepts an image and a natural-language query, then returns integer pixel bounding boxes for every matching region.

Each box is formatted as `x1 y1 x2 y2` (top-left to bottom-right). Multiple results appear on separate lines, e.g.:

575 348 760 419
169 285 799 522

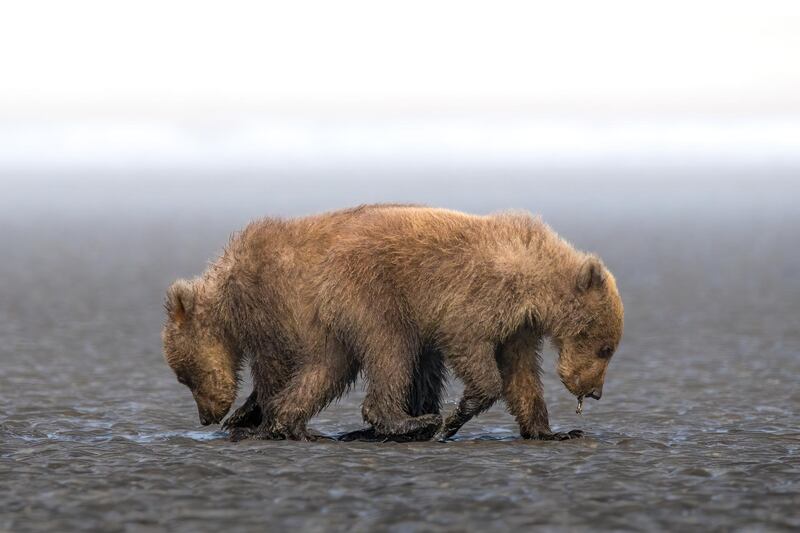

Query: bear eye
177 374 191 386
598 346 614 359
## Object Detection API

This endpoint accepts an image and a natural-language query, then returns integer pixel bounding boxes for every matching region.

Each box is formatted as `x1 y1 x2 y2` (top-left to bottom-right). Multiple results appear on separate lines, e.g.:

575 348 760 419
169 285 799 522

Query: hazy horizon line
2 115 799 178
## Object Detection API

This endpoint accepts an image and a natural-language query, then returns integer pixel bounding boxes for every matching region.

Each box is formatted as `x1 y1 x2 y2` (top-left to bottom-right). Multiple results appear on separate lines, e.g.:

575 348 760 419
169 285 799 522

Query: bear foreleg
267 337 359 440
222 390 262 432
498 327 583 440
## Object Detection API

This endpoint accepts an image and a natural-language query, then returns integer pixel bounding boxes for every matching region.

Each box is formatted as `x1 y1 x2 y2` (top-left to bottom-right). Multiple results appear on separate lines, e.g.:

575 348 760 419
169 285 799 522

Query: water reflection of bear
162 205 623 442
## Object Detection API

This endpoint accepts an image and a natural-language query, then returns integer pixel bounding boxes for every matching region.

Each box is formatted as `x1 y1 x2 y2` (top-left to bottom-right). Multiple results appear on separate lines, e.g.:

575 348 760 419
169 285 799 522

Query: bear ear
166 279 195 323
576 256 606 292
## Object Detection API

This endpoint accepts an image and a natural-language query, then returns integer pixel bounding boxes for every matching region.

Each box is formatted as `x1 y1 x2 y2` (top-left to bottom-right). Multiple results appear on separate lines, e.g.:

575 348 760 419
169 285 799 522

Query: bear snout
197 405 215 425
196 399 227 425
587 386 603 400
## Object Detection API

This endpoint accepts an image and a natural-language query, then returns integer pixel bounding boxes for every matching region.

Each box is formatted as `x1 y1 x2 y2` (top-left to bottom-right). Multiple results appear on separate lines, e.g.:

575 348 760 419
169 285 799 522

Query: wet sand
1 172 799 531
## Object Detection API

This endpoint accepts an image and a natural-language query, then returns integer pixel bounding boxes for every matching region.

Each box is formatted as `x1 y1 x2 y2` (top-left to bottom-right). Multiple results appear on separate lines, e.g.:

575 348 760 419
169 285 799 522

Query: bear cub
162 205 623 441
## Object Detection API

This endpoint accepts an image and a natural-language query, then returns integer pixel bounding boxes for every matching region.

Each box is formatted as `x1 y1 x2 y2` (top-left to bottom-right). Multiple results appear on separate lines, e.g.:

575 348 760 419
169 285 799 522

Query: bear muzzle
196 402 228 425
586 385 603 400
198 406 216 426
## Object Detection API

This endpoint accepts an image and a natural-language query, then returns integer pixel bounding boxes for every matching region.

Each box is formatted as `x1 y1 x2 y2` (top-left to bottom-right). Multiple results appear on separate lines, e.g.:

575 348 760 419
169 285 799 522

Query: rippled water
1 174 799 531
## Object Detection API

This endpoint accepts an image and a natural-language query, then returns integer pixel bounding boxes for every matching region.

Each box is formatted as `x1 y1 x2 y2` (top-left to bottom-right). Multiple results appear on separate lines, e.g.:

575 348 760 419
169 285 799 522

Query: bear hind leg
359 336 442 438
340 345 446 442
434 341 502 441
408 346 447 417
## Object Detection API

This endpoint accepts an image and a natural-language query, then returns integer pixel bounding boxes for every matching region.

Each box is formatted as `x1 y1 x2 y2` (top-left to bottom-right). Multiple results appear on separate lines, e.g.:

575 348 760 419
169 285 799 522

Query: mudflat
1 174 798 532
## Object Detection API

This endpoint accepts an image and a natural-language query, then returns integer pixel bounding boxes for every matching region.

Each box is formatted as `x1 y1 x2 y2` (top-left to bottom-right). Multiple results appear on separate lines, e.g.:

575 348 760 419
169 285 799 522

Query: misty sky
1 1 799 174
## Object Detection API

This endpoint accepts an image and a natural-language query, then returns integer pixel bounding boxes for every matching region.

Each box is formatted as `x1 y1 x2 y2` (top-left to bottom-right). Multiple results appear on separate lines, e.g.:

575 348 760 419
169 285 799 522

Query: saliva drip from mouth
576 395 584 415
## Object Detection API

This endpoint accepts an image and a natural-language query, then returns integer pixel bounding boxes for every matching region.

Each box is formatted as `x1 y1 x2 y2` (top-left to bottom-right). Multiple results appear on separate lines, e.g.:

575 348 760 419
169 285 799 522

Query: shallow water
1 173 799 531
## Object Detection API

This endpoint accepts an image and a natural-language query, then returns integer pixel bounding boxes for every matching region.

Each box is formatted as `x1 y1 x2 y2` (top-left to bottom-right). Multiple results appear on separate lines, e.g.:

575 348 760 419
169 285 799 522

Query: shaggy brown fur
162 205 623 441
162 204 432 440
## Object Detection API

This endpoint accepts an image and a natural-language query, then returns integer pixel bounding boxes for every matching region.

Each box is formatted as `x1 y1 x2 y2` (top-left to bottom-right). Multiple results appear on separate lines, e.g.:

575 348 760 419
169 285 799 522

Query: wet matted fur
162 205 623 441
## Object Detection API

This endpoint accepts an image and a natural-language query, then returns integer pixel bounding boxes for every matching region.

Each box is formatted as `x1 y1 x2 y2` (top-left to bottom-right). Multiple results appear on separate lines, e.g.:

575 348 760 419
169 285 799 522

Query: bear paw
525 429 584 441
222 403 263 431
228 427 257 442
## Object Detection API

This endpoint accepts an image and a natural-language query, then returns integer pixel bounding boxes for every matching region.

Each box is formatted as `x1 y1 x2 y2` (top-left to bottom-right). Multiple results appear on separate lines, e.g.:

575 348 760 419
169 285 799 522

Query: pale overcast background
0 0 799 177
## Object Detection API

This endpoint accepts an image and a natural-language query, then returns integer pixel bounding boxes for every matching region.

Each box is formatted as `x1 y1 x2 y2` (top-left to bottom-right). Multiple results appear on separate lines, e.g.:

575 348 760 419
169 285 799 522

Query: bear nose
587 386 603 400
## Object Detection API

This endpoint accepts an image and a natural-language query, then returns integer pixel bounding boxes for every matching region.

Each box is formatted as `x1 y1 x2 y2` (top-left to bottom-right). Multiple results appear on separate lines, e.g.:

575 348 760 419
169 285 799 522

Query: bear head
554 256 624 403
162 279 238 425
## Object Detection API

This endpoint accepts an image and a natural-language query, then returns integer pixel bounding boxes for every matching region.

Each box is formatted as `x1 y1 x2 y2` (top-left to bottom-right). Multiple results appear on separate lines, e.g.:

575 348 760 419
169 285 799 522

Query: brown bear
162 204 442 441
162 205 623 441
